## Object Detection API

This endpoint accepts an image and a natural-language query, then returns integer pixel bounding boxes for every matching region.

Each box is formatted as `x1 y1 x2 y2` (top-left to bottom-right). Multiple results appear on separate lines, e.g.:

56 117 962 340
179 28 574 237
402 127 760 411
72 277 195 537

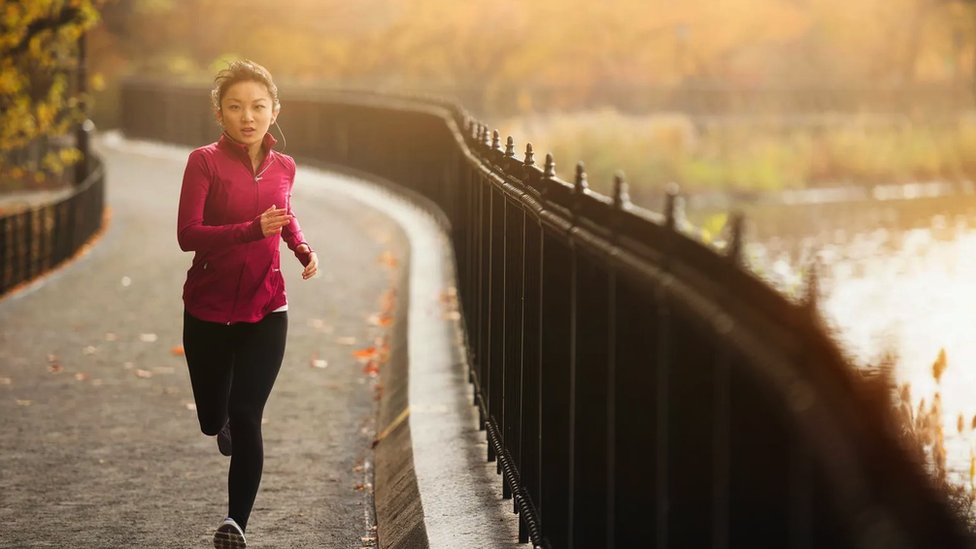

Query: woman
176 59 317 548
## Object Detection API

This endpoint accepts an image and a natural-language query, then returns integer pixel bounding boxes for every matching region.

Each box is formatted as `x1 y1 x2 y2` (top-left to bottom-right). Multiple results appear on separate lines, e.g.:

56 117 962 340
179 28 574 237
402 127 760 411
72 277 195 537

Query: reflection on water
819 222 976 486
744 211 976 488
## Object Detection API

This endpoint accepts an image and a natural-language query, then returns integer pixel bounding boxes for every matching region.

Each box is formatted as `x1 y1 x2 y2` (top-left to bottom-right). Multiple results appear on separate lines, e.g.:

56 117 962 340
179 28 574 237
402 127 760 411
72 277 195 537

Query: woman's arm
176 150 265 252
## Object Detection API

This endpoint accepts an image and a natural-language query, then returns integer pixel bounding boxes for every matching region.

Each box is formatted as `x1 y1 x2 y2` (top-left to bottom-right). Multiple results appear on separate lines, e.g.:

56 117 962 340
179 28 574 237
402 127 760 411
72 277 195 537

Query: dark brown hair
210 59 279 112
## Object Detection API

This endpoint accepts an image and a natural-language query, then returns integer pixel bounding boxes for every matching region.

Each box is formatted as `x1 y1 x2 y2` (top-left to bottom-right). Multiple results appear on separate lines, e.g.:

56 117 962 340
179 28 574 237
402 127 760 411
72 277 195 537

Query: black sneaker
217 421 232 457
213 517 246 548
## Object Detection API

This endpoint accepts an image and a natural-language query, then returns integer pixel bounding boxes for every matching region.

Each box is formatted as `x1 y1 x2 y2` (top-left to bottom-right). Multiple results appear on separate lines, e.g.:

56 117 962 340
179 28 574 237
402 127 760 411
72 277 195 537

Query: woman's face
217 80 278 151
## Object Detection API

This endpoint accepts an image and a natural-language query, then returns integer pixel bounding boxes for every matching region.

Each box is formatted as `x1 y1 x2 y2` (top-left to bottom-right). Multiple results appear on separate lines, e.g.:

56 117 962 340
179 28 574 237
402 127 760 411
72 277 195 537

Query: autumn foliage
1 1 101 184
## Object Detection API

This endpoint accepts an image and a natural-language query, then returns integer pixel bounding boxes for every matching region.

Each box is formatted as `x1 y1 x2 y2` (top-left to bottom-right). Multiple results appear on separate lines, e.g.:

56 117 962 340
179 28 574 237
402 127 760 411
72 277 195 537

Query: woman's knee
198 412 226 436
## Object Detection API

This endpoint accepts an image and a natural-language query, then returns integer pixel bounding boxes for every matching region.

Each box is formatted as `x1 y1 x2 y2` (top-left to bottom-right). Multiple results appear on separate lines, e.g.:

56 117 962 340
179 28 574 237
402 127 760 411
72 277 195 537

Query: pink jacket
177 132 311 324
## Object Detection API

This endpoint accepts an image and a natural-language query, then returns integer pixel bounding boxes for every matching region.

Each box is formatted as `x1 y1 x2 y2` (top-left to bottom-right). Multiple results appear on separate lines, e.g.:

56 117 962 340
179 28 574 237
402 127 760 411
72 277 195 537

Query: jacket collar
217 132 278 159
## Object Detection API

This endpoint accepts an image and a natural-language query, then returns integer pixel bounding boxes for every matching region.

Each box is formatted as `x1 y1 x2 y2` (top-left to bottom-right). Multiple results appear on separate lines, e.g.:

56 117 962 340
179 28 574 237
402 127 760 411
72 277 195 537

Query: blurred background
7 0 976 509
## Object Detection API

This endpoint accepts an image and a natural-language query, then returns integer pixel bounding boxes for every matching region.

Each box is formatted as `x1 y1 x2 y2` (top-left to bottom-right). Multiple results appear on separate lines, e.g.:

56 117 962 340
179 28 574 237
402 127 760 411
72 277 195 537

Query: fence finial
524 143 535 166
544 153 555 178
804 260 820 310
505 136 516 158
491 129 501 152
481 126 491 147
665 182 680 230
574 161 588 193
727 211 745 263
613 170 630 209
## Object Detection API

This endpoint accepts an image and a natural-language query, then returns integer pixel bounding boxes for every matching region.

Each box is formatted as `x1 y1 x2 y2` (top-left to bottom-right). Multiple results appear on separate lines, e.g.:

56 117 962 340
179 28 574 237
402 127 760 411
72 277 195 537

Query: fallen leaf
354 483 365 491
15 399 32 406
369 314 393 327
377 251 398 268
82 346 97 355
0 377 11 385
104 333 118 341
139 333 158 343
74 372 89 382
353 464 364 473
336 336 357 345
170 345 184 356
135 369 153 378
48 363 63 374
443 311 461 321
47 354 58 363
121 276 132 287
311 358 328 369
123 362 134 370
185 402 197 411
262 417 269 425
353 347 377 361
363 361 380 377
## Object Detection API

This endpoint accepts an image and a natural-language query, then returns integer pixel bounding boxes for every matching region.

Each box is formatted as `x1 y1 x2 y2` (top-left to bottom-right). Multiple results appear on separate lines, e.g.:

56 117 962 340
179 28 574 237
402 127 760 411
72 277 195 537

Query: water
678 184 976 498
738 212 976 491
818 222 976 488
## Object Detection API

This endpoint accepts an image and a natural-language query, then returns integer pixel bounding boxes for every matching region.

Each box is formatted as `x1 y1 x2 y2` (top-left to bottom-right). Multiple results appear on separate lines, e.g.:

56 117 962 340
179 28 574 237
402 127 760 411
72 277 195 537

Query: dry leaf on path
135 369 153 379
353 347 377 361
74 372 89 382
377 251 398 268
140 333 158 343
48 363 63 374
15 399 32 406
170 345 184 356
336 336 357 345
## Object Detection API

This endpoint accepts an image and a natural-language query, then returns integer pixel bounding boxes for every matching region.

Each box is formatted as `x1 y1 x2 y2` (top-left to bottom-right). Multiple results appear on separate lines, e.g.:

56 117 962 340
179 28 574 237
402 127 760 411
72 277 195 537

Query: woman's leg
183 310 234 436
226 311 287 531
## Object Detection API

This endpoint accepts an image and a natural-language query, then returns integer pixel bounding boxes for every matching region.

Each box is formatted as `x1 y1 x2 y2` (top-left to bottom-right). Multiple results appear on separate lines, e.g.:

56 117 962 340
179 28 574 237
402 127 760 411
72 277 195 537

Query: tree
0 1 101 186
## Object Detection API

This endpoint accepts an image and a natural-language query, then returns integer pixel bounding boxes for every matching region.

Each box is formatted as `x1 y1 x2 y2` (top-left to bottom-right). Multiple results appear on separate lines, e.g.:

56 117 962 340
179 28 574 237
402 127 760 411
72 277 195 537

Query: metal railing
120 80 972 548
0 150 105 296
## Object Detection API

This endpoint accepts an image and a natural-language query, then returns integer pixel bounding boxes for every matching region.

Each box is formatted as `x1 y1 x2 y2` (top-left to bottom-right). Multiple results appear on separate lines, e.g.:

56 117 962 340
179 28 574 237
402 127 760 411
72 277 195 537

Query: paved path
0 135 408 548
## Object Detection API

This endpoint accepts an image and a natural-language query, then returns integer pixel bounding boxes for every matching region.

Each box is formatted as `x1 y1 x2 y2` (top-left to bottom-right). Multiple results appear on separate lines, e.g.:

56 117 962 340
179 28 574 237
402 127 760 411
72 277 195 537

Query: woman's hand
260 204 293 237
297 244 318 280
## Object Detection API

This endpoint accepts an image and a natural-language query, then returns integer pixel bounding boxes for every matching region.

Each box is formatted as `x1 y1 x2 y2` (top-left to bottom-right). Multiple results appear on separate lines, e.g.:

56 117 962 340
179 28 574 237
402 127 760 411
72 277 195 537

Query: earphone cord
274 120 287 152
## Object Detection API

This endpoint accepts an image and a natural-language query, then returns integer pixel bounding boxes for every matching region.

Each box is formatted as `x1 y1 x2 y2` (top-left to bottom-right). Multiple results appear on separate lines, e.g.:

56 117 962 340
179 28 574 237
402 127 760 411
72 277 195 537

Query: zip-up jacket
177 132 311 324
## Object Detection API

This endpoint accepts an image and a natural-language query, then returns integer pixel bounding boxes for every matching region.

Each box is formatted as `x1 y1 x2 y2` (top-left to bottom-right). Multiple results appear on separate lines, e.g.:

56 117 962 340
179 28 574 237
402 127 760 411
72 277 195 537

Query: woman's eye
256 105 265 110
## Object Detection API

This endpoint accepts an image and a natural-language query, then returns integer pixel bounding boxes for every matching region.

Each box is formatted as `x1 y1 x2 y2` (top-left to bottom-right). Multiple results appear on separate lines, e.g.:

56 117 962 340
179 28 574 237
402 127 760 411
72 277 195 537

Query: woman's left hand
302 252 318 279
297 244 318 280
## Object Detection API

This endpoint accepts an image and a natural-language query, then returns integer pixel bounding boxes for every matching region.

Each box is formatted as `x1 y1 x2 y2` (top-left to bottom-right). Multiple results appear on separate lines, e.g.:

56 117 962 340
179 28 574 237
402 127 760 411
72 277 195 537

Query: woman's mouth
241 128 256 136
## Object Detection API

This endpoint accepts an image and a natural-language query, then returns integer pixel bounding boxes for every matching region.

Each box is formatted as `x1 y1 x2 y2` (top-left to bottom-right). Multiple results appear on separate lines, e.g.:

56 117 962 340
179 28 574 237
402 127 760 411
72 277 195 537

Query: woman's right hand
260 204 293 237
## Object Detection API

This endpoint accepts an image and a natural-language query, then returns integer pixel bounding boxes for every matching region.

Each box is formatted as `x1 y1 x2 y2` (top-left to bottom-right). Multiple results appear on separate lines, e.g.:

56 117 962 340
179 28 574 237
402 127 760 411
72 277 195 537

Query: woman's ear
272 104 281 124
215 108 223 126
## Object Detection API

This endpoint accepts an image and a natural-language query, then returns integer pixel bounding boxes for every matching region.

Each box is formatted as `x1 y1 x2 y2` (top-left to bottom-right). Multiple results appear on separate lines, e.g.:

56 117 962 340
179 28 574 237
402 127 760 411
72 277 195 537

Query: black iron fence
120 80 971 548
0 149 105 296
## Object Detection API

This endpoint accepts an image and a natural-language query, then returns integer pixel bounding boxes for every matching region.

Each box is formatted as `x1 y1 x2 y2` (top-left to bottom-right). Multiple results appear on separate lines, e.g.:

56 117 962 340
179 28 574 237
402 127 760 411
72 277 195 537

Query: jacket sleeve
177 149 265 252
280 160 313 266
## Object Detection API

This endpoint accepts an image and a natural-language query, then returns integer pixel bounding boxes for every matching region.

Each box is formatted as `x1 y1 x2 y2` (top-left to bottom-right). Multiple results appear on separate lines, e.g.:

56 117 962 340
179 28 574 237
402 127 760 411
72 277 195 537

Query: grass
494 110 976 202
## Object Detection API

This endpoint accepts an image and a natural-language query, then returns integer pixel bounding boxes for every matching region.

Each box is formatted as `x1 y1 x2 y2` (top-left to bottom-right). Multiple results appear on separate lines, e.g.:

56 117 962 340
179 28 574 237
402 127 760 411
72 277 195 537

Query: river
692 189 976 493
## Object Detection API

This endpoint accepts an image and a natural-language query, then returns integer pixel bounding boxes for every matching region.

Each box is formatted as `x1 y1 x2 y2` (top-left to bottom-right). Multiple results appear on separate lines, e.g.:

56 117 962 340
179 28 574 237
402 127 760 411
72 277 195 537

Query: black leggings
183 310 288 532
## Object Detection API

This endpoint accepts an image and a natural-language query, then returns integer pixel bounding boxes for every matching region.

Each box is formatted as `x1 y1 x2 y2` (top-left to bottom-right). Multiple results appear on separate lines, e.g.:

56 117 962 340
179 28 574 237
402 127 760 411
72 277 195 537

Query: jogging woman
176 59 317 548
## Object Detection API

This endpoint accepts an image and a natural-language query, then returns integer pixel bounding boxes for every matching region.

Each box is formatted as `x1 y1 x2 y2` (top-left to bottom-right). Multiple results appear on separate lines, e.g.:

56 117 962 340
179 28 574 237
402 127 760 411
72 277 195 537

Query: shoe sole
213 527 246 548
